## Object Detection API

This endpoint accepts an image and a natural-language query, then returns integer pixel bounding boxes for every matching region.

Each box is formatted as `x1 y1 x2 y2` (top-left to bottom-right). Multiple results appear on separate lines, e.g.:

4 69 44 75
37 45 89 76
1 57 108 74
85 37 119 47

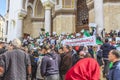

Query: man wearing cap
108 50 120 80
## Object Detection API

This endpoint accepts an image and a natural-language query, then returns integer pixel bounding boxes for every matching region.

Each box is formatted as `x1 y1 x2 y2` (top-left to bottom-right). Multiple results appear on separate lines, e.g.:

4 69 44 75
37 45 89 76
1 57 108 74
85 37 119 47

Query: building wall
0 19 3 38
53 14 75 34
103 2 120 32
88 2 120 33
6 0 120 41
31 21 44 38
89 9 95 23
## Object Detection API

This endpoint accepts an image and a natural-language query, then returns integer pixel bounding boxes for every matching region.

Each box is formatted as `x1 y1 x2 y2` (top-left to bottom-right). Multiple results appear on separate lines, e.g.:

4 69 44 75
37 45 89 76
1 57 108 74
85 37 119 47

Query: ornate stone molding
41 0 54 9
17 9 27 20
87 0 94 11
31 17 45 22
104 0 120 3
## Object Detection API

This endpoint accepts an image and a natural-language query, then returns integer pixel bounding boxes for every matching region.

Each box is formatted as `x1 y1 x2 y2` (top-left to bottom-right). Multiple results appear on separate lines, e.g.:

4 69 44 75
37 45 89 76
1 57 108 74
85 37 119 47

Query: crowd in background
0 29 120 80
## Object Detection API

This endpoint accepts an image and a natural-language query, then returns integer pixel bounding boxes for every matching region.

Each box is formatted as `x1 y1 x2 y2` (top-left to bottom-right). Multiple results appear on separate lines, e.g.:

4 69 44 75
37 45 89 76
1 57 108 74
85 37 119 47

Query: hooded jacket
41 51 61 77
65 58 100 80
108 61 120 80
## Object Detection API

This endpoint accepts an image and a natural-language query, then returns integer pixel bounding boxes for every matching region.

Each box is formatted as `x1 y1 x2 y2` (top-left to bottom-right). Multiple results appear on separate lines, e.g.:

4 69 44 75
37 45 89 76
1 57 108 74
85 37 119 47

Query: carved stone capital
17 9 27 20
41 0 54 9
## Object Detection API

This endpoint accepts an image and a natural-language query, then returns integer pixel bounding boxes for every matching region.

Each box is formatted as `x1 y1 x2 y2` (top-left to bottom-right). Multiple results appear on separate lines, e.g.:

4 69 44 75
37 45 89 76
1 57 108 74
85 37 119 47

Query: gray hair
111 50 120 58
12 38 22 48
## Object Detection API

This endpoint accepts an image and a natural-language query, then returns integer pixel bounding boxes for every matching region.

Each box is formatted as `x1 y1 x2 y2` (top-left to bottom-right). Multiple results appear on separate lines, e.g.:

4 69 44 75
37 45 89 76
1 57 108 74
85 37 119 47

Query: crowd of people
0 29 120 80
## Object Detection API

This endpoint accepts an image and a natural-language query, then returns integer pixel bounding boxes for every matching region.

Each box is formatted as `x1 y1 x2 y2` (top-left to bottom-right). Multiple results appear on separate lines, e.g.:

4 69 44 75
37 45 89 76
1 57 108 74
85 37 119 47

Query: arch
34 0 44 17
27 6 33 17
26 2 34 16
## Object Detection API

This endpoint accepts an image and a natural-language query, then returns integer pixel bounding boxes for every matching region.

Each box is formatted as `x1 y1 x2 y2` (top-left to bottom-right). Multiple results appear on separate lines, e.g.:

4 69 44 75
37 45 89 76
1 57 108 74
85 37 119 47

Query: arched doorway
76 0 89 32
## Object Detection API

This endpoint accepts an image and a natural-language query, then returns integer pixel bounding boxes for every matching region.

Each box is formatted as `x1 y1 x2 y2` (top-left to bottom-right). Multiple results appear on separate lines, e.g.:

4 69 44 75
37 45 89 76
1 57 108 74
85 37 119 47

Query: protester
65 57 100 80
101 28 105 38
69 46 77 56
72 46 86 66
0 28 119 80
58 47 64 54
88 46 94 58
108 50 120 80
60 45 72 80
96 47 104 66
0 39 31 80
41 45 61 80
36 47 47 80
28 49 37 80
100 38 116 78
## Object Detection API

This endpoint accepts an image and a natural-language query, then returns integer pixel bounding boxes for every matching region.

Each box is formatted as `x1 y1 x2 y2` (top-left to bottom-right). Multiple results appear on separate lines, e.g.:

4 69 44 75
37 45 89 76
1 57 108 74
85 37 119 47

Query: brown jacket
60 52 72 75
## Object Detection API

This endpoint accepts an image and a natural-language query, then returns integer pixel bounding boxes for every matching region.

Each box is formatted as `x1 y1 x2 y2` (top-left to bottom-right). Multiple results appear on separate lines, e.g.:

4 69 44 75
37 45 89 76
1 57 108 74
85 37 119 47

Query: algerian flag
83 30 91 37
81 29 103 45
96 39 103 45
46 32 49 37
67 34 72 39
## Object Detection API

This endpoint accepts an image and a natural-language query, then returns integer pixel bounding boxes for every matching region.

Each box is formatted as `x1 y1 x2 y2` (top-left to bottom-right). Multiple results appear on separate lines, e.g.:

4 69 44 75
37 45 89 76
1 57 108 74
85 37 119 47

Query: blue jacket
41 51 61 77
101 43 116 58
108 61 120 80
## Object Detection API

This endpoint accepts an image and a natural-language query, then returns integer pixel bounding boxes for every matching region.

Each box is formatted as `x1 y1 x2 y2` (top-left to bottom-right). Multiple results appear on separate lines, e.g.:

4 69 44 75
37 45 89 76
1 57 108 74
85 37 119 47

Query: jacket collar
111 60 120 69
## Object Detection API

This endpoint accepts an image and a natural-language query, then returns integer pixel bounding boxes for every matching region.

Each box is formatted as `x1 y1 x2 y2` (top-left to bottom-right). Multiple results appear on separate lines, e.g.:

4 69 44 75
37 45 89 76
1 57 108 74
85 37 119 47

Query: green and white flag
81 29 91 37
46 32 49 37
96 39 103 45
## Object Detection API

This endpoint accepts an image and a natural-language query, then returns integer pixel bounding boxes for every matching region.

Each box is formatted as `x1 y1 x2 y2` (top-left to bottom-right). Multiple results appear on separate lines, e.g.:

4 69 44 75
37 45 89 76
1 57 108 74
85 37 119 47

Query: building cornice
17 9 27 20
31 17 44 22
104 0 120 3
52 8 75 19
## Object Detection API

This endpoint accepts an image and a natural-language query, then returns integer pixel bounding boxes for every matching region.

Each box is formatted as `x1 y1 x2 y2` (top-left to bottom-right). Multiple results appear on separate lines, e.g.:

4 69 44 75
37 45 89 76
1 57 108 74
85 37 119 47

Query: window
7 0 10 12
77 0 89 26
35 0 44 17
6 21 8 35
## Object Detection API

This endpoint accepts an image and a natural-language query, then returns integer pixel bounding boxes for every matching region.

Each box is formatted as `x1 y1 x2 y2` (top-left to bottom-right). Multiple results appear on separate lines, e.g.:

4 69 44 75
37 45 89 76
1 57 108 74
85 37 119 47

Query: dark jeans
45 74 60 80
103 60 110 76
36 79 44 80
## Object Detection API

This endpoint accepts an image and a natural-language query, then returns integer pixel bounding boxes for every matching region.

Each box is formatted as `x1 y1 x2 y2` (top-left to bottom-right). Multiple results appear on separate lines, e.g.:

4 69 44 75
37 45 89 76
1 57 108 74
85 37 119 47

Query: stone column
94 0 104 34
45 6 51 33
42 1 54 34
16 10 26 40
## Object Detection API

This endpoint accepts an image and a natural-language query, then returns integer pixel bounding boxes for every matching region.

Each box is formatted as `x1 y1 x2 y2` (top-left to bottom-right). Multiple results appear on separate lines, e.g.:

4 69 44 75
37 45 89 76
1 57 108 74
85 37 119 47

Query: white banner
89 23 97 27
116 37 120 43
63 36 96 46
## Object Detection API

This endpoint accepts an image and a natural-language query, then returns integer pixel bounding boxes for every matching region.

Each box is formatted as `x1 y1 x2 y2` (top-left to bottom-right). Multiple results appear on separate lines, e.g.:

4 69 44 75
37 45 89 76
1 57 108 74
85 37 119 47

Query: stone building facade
5 0 120 41
0 15 6 40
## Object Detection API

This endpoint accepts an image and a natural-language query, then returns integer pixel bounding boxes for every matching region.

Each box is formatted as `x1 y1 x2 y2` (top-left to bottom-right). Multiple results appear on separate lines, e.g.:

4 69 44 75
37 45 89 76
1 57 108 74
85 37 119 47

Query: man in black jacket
41 46 61 80
101 38 116 78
